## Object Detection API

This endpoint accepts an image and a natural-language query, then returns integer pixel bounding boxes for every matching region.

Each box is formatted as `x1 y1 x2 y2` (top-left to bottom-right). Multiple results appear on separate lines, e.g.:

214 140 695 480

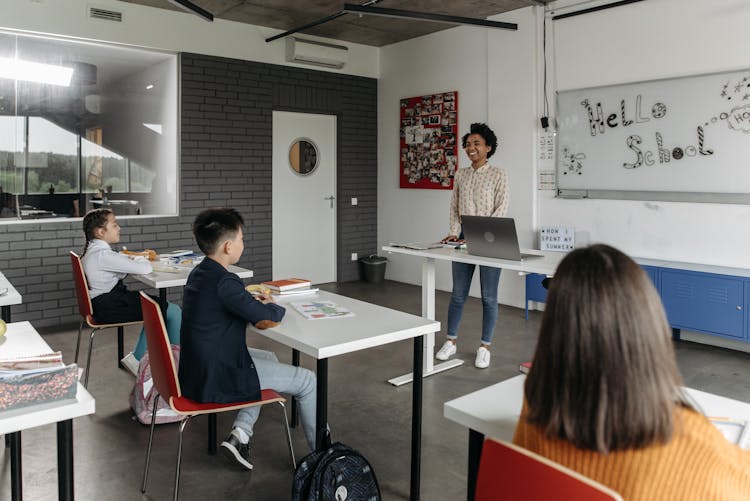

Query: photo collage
399 91 458 189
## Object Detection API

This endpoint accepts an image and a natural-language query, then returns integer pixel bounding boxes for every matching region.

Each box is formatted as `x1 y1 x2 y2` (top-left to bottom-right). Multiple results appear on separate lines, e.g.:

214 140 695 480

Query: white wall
1 0 378 79
542 0 750 267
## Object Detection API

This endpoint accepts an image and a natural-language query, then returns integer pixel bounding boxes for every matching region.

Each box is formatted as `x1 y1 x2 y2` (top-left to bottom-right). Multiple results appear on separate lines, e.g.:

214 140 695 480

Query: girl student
80 208 181 373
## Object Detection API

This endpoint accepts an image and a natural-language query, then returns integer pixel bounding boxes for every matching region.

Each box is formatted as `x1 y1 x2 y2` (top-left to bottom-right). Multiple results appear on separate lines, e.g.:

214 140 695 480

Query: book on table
519 361 532 374
261 278 312 292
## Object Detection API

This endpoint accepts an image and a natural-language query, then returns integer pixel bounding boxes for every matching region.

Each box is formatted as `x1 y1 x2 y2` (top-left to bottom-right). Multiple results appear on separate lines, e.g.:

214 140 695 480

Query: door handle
324 195 335 208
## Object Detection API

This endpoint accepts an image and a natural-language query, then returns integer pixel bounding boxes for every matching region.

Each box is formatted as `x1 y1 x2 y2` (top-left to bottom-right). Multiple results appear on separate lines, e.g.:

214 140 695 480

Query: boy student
179 208 316 470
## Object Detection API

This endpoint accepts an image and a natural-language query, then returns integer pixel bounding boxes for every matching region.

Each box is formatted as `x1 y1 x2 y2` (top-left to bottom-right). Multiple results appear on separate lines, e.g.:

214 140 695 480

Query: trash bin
359 254 388 283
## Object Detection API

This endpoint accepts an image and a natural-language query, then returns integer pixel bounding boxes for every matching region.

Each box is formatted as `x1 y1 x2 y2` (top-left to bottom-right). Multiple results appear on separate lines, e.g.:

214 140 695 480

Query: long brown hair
524 244 688 453
81 208 113 257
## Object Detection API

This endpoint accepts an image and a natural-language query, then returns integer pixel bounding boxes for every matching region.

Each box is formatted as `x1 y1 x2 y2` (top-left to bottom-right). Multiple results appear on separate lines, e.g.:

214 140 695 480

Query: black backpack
292 440 381 501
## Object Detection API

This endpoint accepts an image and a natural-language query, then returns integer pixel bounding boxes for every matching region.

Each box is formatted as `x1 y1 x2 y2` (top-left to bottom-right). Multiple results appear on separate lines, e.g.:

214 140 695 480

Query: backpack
292 438 381 501
129 344 183 425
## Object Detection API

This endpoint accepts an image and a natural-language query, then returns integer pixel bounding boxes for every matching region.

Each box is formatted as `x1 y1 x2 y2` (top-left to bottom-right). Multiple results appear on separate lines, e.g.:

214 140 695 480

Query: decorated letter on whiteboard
540 227 575 252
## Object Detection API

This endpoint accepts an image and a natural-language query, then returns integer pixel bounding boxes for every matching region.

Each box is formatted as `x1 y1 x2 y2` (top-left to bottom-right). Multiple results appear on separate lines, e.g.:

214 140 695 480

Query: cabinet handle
737 305 743 311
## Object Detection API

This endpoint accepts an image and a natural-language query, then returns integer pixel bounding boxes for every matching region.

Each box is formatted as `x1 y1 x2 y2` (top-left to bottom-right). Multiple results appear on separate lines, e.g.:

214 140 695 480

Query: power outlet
351 252 358 261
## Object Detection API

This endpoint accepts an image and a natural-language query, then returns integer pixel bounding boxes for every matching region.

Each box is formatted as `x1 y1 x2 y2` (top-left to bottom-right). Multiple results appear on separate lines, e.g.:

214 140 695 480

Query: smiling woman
0 30 178 221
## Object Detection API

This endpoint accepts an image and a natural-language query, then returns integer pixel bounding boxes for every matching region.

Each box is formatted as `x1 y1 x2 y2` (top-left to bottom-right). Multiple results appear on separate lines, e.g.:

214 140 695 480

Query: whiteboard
556 68 750 199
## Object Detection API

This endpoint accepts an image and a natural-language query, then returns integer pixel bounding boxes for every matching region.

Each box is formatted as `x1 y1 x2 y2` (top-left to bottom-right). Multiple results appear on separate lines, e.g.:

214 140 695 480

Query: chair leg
174 416 192 501
141 393 161 493
83 328 97 388
278 401 296 468
74 320 84 364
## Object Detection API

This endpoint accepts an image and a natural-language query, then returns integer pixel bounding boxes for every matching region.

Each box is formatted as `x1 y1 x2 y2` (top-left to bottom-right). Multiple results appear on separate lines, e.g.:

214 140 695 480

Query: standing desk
248 290 440 501
0 322 96 501
381 246 563 385
0 271 22 322
444 374 750 501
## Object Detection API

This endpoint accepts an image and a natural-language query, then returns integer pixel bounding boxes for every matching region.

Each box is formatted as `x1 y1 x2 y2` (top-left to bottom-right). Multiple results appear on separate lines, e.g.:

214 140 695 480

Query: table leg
410 335 423 501
10 431 21 501
1 304 10 322
291 349 300 428
117 326 124 369
158 289 167 310
315 358 328 451
467 429 484 501
388 258 463 386
57 420 74 501
208 414 217 455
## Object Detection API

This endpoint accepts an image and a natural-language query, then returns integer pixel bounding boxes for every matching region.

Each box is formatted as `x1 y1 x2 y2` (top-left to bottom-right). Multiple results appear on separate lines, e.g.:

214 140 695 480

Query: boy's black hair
192 208 245 255
461 122 499 159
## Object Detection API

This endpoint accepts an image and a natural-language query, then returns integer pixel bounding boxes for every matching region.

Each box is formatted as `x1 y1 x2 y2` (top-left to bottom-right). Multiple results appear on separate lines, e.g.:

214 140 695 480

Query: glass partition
0 31 178 220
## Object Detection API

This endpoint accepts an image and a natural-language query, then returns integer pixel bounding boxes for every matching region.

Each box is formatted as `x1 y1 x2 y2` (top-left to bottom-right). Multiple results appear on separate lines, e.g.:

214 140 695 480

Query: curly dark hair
461 123 498 159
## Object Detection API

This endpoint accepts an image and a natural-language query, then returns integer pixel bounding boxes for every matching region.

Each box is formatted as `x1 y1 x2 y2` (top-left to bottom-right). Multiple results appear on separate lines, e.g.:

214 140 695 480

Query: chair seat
170 389 286 415
85 315 143 329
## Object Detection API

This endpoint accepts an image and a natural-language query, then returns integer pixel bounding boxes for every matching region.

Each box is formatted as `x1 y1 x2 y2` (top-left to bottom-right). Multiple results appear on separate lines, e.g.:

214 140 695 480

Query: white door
272 111 336 284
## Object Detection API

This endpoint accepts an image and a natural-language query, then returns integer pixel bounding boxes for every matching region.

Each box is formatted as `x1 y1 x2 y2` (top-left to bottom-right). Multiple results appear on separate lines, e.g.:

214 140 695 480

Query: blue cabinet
641 265 660 289
525 273 548 320
660 270 745 340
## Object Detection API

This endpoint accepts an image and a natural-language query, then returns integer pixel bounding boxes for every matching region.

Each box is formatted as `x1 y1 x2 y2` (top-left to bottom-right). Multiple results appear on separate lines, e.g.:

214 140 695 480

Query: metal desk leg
467 429 484 501
291 349 300 428
1 304 10 322
315 358 328 451
57 420 74 501
159 289 168 310
208 414 217 455
410 335 424 501
117 326 124 369
10 431 21 501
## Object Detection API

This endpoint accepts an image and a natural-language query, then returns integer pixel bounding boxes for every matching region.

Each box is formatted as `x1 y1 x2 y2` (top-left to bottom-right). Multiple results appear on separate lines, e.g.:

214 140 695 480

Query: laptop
461 216 544 261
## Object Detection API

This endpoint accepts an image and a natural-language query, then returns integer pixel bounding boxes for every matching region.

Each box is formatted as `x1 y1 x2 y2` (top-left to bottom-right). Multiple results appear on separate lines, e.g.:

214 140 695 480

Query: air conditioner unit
285 37 348 69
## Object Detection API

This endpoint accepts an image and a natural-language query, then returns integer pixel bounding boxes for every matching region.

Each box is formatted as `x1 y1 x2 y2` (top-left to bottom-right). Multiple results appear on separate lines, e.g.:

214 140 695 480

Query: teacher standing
438 123 509 369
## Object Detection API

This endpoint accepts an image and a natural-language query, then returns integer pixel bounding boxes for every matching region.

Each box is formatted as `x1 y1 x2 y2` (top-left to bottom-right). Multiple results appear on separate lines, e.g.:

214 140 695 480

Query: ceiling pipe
166 0 214 22
342 4 518 31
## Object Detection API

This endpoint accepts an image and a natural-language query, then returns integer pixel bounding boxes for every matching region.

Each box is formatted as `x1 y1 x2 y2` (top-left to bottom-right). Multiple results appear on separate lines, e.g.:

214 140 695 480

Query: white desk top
249 290 440 359
382 246 564 276
0 271 22 308
132 262 253 289
0 321 95 434
444 375 750 441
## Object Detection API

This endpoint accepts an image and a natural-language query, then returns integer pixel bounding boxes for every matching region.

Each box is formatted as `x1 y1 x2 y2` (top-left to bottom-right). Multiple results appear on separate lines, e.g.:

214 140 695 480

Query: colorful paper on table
291 300 354 320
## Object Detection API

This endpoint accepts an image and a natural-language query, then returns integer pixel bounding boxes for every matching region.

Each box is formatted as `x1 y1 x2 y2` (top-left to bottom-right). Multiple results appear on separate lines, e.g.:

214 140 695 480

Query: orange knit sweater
513 406 750 500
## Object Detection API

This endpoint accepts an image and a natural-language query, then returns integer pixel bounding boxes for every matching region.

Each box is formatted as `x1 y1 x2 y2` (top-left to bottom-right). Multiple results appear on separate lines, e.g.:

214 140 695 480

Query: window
0 31 178 220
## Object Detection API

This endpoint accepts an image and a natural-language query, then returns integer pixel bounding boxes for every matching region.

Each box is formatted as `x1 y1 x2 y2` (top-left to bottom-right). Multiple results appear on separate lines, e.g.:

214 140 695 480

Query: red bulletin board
399 91 458 189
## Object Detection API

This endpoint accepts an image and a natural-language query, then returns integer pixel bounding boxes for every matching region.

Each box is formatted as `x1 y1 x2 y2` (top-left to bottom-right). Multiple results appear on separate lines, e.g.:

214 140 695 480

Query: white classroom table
248 290 440 501
0 271 23 323
444 374 750 501
381 246 564 385
0 321 96 501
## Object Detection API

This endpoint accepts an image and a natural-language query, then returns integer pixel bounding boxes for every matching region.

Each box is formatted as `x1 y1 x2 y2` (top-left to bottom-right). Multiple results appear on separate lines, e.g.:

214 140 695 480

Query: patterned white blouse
448 162 509 236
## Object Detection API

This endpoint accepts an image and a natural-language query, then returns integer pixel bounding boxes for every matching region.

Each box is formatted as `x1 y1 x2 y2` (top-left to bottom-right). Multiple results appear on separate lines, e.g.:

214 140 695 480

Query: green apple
0 319 6 338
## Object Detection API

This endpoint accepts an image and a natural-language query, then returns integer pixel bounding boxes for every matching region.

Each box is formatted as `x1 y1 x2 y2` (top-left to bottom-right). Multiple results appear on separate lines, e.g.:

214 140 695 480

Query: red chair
70 251 142 388
138 292 295 501
476 438 623 501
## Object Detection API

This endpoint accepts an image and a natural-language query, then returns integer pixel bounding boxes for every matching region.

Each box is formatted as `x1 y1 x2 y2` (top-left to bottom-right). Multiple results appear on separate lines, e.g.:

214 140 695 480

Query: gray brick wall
1 53 378 327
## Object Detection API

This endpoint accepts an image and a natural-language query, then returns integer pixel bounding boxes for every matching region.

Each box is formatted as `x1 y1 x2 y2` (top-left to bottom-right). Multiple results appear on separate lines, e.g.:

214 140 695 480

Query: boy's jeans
233 348 316 450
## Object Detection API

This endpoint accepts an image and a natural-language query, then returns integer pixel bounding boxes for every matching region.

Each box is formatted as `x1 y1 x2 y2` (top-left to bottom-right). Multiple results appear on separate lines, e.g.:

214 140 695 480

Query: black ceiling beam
167 0 214 22
342 4 518 31
552 0 646 21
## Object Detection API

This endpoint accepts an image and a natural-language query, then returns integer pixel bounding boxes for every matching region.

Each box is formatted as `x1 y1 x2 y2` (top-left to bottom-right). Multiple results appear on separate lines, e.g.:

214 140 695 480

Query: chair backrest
139 291 182 401
70 251 94 319
476 439 623 501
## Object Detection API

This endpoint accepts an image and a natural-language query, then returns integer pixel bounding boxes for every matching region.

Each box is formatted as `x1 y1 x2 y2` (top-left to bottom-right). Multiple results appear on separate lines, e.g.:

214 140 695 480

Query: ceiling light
146 84 154 90
0 57 74 86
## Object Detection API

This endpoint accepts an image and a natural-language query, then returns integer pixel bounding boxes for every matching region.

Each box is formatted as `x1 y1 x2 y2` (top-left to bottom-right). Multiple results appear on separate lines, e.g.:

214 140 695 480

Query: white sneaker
120 352 139 377
435 340 457 361
475 346 491 369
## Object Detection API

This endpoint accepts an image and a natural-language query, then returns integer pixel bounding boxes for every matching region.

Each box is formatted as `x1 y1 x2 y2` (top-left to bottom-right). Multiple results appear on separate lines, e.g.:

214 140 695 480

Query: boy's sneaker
475 346 491 369
120 352 139 377
221 432 252 470
435 340 457 361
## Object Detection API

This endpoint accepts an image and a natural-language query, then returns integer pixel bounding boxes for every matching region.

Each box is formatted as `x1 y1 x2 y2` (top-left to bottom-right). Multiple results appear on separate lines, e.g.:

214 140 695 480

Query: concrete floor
3 280 750 500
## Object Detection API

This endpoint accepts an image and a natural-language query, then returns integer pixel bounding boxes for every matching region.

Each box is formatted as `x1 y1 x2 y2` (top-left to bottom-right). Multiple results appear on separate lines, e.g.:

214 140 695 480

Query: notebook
461 216 544 261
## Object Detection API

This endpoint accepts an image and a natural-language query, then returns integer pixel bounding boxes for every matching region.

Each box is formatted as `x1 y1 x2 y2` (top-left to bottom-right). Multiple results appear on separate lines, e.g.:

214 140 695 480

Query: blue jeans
446 262 501 345
234 348 317 451
133 302 181 360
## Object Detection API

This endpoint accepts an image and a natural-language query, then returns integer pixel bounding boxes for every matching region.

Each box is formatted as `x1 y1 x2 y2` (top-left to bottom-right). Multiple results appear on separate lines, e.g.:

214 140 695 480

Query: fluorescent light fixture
0 57 74 86
143 123 163 134
146 84 154 90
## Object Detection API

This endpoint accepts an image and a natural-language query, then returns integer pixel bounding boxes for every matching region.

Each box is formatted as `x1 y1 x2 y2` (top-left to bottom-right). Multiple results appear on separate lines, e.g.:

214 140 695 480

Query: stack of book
261 278 318 296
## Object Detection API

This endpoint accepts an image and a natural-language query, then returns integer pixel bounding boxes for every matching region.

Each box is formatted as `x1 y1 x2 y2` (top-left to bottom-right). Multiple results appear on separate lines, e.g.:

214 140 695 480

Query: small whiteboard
556 68 750 202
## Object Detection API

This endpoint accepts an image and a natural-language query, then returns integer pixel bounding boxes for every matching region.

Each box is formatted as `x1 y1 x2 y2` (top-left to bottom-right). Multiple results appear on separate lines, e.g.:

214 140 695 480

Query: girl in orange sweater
514 244 750 500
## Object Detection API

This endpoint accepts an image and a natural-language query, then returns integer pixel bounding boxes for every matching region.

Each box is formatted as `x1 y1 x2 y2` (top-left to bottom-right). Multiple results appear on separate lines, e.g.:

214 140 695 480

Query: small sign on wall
540 226 575 252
